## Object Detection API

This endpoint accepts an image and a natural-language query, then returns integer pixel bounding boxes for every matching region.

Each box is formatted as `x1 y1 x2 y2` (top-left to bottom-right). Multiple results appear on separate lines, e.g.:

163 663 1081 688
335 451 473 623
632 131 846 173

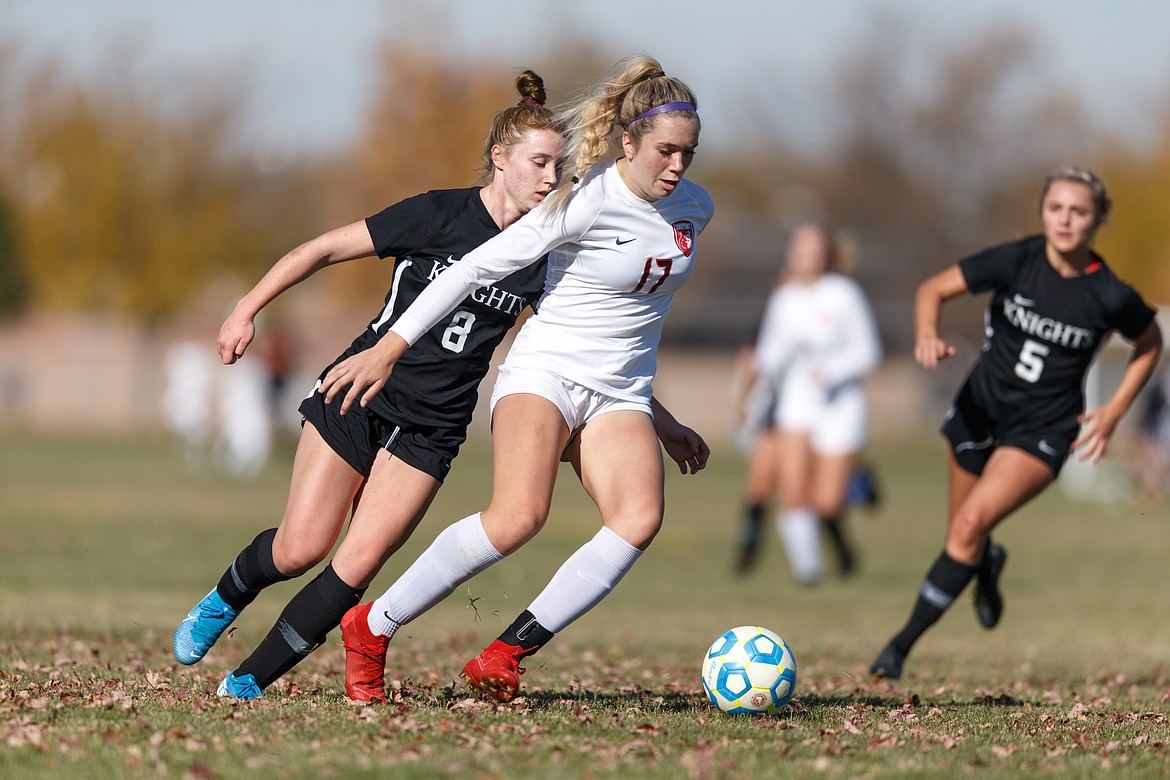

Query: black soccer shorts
941 382 1075 477
299 388 462 483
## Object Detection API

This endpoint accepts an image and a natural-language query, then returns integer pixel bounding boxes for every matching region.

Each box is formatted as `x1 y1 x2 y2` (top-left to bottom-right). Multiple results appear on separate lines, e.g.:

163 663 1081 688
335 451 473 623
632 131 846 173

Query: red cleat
462 639 537 703
341 602 389 703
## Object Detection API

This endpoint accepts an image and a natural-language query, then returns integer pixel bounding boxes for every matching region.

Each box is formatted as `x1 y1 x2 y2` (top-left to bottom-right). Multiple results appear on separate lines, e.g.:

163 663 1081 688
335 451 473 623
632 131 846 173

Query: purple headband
622 101 696 129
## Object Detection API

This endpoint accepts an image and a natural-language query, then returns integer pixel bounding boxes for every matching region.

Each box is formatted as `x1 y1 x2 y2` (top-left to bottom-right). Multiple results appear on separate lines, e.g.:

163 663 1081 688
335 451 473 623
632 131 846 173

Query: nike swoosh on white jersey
1012 293 1035 306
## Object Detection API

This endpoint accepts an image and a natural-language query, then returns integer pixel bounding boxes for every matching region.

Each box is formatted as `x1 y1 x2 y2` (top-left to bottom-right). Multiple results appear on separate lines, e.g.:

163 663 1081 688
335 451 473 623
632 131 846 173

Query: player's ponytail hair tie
622 101 697 129
519 96 544 107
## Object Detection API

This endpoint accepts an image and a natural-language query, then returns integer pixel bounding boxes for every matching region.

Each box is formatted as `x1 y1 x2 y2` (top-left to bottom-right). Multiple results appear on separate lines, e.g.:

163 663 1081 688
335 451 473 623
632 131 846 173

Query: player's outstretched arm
913 265 968 369
650 396 710 475
1073 320 1163 464
217 221 375 365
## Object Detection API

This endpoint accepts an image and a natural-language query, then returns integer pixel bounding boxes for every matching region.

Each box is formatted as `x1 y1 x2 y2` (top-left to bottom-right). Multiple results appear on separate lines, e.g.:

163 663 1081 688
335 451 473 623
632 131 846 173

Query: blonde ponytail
545 55 698 211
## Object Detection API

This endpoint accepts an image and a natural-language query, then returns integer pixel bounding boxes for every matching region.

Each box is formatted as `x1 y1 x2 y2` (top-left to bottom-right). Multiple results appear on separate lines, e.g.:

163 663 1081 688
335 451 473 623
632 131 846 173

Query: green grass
2 431 1169 778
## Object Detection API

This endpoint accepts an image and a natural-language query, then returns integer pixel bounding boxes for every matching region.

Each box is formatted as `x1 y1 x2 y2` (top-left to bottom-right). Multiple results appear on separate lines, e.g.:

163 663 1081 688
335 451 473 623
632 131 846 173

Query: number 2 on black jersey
633 258 673 294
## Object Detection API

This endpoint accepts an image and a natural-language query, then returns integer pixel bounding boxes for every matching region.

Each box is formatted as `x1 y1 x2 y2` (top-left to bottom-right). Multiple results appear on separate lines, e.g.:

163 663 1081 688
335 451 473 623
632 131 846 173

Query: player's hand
914 336 956 369
657 420 710 475
318 332 409 415
318 350 395 415
217 312 255 365
1071 404 1122 465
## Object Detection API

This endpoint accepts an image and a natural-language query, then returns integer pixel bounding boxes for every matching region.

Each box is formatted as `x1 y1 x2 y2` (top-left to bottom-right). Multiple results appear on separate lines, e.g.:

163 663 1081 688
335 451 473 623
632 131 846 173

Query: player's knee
812 497 846 519
331 548 387 590
607 510 662 550
946 513 987 560
483 505 549 554
271 539 330 577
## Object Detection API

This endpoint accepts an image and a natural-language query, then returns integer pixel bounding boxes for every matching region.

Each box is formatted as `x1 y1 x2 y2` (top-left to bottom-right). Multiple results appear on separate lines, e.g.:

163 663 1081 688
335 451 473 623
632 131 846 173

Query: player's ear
621 131 636 160
490 143 507 172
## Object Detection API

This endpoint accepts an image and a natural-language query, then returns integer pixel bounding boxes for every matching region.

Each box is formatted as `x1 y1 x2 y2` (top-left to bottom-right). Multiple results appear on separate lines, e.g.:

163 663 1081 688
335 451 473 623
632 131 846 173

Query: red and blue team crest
673 220 695 257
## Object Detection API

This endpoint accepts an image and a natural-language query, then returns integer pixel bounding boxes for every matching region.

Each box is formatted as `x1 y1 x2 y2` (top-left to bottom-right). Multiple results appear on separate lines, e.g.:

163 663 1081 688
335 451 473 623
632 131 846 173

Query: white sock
778 507 822 584
527 527 642 633
367 513 502 636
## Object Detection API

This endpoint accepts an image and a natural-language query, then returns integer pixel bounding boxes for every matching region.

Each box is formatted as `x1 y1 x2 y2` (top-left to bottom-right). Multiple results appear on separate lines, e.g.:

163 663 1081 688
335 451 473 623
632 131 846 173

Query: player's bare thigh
331 451 441 589
572 409 664 550
271 421 366 575
480 393 571 554
944 446 1053 562
946 450 980 525
745 429 780 505
809 451 855 518
775 428 814 509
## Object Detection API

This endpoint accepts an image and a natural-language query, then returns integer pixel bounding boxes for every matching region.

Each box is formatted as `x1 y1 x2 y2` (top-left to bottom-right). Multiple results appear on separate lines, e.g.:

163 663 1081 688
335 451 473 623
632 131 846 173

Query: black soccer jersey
957 234 1156 432
327 188 546 431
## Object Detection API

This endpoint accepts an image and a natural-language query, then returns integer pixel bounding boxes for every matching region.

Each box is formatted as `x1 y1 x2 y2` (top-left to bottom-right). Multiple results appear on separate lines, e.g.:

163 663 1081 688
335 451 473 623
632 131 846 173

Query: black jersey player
870 166 1162 680
172 71 565 700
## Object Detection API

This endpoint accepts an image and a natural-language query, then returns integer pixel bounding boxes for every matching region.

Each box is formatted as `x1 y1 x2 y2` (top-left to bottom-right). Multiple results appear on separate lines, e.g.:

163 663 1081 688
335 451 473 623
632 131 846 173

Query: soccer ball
701 626 797 715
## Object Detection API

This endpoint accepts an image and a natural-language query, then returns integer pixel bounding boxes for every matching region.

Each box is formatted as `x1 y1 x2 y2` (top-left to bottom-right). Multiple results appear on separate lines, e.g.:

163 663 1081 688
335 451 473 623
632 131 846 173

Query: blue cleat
173 588 240 665
216 671 263 700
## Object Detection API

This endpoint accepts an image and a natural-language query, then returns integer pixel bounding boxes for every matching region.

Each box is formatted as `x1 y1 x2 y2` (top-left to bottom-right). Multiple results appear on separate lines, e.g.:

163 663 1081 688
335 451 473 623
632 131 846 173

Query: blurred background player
173 70 564 700
1133 359 1170 504
737 222 881 583
729 338 782 574
871 166 1162 680
162 322 281 480
162 335 215 465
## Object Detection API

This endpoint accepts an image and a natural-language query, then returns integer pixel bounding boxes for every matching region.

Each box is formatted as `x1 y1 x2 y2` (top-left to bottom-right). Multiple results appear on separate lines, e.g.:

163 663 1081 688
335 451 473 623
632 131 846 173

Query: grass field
2 430 1169 778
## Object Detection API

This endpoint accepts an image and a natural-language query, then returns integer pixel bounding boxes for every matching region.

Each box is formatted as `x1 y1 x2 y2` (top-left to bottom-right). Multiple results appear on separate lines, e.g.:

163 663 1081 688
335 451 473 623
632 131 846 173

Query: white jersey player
392 155 712 408
327 56 714 705
755 270 881 455
752 223 881 584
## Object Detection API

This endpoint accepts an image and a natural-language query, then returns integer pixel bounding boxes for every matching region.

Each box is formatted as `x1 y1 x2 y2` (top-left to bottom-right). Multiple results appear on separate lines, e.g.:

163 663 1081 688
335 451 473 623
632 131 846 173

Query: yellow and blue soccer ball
701 626 797 715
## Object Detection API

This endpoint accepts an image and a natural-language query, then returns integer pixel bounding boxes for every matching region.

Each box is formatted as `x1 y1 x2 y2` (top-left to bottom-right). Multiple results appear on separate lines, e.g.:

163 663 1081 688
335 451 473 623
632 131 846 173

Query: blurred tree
0 45 29 319
1095 106 1170 303
347 39 614 215
304 43 526 319
316 41 613 320
0 192 27 318
703 17 1103 352
0 50 314 326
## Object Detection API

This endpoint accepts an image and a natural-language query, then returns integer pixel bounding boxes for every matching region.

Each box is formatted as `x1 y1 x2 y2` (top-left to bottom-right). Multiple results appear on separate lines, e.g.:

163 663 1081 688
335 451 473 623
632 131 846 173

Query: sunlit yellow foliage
1095 112 1170 304
312 44 526 315
1 56 291 324
1 27 1167 342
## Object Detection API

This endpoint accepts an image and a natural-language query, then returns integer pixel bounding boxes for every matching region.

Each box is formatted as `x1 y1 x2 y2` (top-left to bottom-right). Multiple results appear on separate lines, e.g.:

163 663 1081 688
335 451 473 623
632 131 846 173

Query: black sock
235 564 365 690
821 514 854 574
498 610 554 656
737 503 766 563
890 551 976 654
216 528 291 611
974 538 994 582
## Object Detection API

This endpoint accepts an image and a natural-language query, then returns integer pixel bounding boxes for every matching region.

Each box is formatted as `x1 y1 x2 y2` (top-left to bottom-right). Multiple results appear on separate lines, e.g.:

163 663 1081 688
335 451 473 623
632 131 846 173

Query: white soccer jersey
754 273 882 421
391 158 715 402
